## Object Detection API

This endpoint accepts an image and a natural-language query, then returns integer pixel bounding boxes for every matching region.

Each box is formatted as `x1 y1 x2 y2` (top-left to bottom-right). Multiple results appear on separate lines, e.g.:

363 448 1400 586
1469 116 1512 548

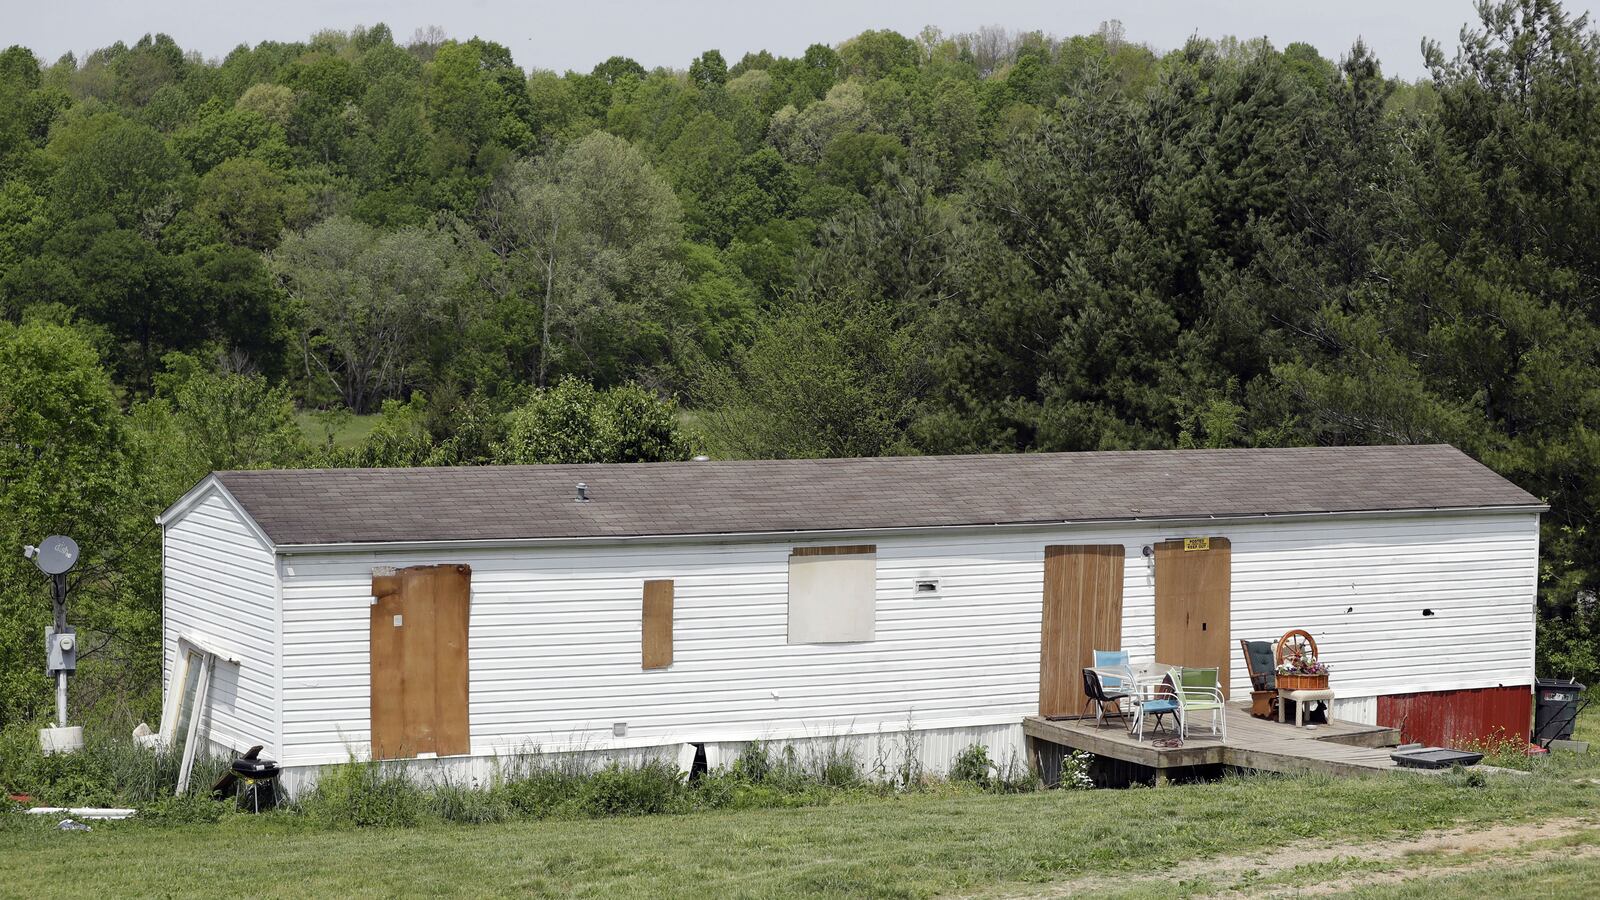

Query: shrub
691 769 838 811
730 741 772 783
811 741 862 789
297 758 427 827
498 768 587 819
579 761 688 817
948 742 1042 793
949 743 994 790
495 754 692 819
690 769 740 809
1060 750 1094 790
429 779 512 824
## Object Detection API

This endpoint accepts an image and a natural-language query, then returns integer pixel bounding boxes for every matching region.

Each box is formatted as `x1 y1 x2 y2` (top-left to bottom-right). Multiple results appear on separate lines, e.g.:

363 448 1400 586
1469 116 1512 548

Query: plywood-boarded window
788 545 876 643
1038 545 1125 718
642 579 673 669
370 564 471 760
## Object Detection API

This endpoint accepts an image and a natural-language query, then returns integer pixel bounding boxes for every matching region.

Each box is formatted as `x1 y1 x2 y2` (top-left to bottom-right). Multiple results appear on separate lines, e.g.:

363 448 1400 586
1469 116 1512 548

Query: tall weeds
3 725 1047 828
0 723 230 806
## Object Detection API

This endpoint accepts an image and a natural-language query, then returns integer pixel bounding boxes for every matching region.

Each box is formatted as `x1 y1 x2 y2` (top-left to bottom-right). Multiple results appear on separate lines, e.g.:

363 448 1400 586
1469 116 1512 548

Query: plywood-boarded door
371 564 471 759
1039 545 1125 718
1154 538 1231 696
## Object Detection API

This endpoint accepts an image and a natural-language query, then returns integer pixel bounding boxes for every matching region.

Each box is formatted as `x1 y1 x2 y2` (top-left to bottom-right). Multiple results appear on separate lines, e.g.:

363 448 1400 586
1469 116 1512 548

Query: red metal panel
1377 686 1532 748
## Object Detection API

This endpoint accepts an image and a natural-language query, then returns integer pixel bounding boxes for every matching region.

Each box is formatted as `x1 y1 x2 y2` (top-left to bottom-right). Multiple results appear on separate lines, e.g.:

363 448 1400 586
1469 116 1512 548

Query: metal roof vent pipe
575 482 591 503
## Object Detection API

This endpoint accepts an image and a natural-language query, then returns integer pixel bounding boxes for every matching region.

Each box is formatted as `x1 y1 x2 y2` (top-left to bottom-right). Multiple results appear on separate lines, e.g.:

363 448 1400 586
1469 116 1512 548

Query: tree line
2 0 1599 726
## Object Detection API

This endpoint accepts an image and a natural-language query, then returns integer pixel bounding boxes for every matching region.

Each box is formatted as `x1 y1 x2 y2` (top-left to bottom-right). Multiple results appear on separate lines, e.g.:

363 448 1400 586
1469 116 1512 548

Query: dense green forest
2 0 1599 726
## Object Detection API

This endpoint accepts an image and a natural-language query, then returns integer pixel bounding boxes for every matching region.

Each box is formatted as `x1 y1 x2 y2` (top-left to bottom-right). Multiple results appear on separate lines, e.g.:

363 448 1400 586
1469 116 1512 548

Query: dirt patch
1275 839 1600 896
982 818 1600 898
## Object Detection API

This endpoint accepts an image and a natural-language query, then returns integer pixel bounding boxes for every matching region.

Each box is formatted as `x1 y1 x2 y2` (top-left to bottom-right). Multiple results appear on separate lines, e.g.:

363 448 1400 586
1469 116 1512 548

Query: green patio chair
1175 666 1227 742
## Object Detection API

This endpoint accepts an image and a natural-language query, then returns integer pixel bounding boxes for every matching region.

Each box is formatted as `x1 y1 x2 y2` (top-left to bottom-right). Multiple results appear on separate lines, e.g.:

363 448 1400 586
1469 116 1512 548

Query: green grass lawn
6 712 1597 898
295 410 381 450
4 764 1599 899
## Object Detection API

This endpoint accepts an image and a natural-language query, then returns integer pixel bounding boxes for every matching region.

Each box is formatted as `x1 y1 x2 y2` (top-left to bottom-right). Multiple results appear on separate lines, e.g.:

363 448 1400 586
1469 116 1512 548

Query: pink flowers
1277 655 1331 676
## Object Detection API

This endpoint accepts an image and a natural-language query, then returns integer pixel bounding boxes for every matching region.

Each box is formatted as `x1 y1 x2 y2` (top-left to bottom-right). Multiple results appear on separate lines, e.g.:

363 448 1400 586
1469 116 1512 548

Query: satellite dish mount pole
51 571 68 728
26 534 81 753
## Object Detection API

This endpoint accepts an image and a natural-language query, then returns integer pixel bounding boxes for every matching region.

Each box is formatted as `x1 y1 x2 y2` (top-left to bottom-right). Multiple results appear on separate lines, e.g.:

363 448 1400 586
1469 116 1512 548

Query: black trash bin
232 757 281 812
1534 679 1586 746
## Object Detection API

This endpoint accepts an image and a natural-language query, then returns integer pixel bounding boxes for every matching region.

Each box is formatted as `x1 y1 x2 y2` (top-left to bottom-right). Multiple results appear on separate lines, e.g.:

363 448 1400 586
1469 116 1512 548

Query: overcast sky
7 0 1590 80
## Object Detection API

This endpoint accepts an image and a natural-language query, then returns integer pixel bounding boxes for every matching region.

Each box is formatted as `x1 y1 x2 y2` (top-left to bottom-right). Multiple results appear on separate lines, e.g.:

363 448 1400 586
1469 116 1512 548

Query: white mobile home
157 445 1543 791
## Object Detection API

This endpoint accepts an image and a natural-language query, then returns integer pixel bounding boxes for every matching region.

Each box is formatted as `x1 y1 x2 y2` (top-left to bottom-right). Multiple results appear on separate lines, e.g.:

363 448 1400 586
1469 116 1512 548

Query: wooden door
1154 538 1231 696
1039 545 1125 717
371 564 471 759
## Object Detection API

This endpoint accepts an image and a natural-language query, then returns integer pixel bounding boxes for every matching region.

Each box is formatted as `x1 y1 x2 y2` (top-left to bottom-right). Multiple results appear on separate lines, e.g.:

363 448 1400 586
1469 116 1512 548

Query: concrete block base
39 726 84 754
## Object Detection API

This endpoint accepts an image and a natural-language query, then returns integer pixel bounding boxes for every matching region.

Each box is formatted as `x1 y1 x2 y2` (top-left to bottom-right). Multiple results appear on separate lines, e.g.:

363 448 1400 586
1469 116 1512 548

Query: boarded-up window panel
370 564 471 760
1154 538 1231 697
1039 545 1125 718
642 579 674 669
788 546 876 643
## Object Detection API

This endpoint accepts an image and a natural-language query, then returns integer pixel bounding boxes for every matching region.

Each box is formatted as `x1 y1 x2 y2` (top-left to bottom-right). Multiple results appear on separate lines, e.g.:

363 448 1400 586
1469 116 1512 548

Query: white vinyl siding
1117 514 1538 699
161 487 279 755
1220 513 1538 699
269 510 1538 768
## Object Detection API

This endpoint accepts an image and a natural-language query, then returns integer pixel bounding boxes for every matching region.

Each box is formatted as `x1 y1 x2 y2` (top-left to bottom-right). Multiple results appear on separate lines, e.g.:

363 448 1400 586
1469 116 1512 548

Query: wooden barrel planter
1276 629 1330 691
1277 672 1330 691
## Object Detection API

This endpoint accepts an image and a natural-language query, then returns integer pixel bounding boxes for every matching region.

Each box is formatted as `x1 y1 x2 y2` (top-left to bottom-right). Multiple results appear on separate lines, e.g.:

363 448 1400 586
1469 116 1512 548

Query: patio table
1098 661 1185 740
1129 661 1182 692
1091 662 1181 714
1090 662 1180 693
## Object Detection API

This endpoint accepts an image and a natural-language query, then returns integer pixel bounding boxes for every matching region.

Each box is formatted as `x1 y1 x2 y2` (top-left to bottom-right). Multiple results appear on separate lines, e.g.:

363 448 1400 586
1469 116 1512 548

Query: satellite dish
28 535 79 576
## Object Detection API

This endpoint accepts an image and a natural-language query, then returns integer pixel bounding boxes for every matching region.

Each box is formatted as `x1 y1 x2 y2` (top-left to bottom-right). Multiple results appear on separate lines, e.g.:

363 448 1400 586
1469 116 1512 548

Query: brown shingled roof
204 445 1542 547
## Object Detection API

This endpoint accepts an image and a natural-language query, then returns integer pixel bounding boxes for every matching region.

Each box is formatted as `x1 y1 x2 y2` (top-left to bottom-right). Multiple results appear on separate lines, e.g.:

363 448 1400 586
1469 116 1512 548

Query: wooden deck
1024 703 1414 784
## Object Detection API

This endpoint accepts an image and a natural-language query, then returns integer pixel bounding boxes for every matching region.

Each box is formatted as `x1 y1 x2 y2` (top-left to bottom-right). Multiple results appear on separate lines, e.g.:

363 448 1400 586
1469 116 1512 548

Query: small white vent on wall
913 578 942 598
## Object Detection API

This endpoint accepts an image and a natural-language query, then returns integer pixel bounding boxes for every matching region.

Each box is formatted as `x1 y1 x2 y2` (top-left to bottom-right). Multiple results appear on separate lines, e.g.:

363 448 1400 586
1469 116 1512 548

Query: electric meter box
44 625 77 673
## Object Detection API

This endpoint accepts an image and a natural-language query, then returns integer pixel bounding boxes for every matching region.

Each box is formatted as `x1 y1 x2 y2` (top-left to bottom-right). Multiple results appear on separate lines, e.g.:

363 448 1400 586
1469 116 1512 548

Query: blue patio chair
1127 674 1181 742
1093 649 1133 695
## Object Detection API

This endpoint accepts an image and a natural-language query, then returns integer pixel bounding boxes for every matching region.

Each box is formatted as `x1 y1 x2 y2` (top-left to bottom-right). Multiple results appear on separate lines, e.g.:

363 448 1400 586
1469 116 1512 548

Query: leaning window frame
158 633 241 795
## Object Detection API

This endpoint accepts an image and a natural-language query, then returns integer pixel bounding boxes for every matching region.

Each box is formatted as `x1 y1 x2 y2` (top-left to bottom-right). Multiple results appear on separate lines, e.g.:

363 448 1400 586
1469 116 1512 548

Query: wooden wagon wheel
1276 629 1318 667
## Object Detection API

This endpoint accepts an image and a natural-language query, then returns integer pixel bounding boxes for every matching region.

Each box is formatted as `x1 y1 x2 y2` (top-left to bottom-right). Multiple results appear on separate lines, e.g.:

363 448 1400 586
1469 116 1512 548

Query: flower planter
1276 672 1329 691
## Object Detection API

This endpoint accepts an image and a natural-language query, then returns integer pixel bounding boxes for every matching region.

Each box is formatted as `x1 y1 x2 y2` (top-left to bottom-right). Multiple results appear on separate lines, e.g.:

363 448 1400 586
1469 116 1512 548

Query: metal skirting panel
1377 685 1532 747
704 722 1028 779
274 723 1027 796
274 743 691 798
1332 696 1378 726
